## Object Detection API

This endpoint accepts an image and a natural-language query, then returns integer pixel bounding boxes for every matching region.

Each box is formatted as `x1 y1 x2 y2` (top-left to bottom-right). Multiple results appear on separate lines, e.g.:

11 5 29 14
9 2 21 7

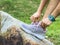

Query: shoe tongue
31 22 39 25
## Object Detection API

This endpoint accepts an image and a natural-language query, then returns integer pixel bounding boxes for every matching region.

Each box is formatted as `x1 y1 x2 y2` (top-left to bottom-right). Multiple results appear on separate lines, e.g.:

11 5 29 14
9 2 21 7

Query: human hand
39 18 52 29
42 18 52 25
30 12 41 23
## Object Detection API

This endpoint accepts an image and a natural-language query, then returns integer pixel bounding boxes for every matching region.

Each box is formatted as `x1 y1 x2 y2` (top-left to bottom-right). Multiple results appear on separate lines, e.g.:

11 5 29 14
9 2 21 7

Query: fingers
30 16 40 23
30 16 35 22
30 12 41 23
42 18 52 25
40 21 48 29
38 18 52 29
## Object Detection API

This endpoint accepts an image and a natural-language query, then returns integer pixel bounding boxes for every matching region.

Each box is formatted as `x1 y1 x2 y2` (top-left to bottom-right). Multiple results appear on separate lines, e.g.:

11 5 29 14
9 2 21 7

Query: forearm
51 2 60 18
43 0 59 19
37 0 47 13
41 2 60 29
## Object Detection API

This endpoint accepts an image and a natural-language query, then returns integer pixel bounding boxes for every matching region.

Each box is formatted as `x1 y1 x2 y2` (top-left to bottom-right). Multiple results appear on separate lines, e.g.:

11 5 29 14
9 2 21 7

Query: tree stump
0 11 54 45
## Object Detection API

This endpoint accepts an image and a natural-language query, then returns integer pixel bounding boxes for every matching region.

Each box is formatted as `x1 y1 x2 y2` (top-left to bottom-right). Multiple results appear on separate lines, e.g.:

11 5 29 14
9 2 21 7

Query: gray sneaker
19 21 46 39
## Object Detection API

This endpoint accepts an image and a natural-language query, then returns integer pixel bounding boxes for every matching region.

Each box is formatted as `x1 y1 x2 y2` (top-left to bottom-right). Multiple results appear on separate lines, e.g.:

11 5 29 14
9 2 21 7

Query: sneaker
19 21 46 39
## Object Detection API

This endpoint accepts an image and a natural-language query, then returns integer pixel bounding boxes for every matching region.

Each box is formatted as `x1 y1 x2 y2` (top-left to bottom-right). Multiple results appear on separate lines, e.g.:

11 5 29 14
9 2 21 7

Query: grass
46 17 60 45
0 0 60 45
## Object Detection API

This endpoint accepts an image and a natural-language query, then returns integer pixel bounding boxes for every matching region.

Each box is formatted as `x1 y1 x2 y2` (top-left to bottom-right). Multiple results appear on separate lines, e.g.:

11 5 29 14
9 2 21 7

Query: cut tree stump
0 11 54 45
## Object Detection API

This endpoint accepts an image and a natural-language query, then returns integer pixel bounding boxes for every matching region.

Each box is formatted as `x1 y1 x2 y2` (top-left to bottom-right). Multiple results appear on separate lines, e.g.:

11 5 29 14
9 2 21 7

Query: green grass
0 0 60 45
46 17 60 45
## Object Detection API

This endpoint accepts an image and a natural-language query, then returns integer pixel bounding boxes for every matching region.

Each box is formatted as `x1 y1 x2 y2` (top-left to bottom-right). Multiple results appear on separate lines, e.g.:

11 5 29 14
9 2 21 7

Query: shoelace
31 21 46 31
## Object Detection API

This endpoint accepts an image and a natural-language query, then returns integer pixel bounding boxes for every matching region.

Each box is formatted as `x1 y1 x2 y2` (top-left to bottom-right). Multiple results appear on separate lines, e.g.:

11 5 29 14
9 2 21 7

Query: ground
0 0 60 45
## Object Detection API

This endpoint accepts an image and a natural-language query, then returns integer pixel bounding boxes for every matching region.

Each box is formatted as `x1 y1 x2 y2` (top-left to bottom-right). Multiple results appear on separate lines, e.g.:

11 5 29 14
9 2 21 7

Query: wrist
36 10 42 14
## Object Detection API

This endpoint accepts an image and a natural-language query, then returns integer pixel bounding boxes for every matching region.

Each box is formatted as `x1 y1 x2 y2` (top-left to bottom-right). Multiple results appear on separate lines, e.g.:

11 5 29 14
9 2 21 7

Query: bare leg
43 0 59 19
